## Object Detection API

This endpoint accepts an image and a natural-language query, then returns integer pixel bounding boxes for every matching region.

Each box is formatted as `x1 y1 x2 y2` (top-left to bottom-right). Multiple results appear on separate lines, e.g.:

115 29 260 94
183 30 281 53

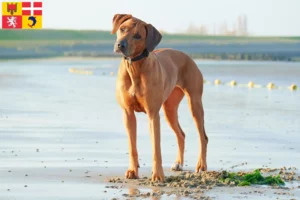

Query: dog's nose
117 40 127 49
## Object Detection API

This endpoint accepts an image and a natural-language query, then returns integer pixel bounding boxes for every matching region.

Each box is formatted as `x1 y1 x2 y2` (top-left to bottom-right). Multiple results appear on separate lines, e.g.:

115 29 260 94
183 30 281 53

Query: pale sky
1 0 300 36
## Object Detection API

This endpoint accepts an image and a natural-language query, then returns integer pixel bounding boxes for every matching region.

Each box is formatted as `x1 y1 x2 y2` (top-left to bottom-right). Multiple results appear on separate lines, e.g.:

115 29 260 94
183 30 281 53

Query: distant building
186 23 208 35
237 14 248 36
185 14 248 36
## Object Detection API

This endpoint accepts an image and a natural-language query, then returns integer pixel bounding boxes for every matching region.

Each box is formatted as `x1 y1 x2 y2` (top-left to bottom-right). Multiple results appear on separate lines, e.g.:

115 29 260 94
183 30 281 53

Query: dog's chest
122 82 146 113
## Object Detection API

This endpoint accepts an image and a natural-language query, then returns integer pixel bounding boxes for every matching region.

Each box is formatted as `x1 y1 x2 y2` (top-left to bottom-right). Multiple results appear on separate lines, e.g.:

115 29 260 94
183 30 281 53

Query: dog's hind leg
163 87 186 171
186 91 208 172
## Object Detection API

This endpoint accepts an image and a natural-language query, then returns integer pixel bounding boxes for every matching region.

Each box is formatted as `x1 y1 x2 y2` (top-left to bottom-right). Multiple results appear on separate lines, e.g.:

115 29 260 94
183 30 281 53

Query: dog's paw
125 169 139 179
152 167 165 182
195 159 207 172
171 162 183 171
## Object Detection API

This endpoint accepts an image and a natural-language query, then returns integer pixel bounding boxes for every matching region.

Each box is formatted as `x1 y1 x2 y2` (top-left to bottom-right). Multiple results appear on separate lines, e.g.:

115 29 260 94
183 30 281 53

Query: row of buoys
211 79 297 91
68 68 116 76
68 68 93 75
68 69 297 91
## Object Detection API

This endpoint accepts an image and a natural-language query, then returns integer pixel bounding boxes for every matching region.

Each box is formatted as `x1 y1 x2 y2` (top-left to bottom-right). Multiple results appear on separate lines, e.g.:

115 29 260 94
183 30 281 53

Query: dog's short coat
112 14 208 182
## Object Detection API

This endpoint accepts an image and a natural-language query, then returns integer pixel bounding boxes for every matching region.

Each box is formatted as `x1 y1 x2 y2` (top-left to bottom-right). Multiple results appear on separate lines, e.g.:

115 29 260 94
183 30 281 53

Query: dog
111 14 208 182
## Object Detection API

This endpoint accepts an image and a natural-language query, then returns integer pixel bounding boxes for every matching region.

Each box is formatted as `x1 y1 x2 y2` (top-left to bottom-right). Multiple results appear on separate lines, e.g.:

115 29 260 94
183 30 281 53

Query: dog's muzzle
114 40 128 54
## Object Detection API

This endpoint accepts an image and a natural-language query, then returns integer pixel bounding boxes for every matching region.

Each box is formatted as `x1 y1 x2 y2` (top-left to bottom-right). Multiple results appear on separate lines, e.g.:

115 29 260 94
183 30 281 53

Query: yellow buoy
214 79 221 85
248 81 254 88
289 84 297 91
230 80 237 86
267 82 275 89
68 68 74 73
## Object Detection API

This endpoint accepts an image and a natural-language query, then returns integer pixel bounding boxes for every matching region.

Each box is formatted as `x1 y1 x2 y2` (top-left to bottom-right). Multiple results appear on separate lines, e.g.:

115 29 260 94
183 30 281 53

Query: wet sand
0 59 300 199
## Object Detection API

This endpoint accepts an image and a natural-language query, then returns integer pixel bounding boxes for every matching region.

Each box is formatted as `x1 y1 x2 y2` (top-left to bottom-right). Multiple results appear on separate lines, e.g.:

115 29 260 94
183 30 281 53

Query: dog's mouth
114 47 129 57
114 48 122 54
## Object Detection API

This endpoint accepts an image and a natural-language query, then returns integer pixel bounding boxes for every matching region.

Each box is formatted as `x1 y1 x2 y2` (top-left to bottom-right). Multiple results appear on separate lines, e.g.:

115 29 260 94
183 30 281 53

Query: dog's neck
123 50 153 79
124 49 149 64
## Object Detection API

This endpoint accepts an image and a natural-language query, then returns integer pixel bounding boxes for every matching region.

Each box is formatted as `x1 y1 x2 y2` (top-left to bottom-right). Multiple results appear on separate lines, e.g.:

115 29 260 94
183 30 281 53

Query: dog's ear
111 14 132 34
145 24 162 52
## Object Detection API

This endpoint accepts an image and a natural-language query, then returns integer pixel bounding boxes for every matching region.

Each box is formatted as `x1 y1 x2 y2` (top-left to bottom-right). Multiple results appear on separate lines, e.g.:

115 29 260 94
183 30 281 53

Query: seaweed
219 169 285 186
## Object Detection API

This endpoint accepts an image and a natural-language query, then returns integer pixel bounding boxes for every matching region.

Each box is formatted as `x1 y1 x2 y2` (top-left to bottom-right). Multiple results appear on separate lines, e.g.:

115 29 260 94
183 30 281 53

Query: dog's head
111 14 162 58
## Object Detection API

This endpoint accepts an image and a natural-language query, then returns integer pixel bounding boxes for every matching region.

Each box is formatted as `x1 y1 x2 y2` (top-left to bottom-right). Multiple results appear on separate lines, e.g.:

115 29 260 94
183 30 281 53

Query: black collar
124 49 149 63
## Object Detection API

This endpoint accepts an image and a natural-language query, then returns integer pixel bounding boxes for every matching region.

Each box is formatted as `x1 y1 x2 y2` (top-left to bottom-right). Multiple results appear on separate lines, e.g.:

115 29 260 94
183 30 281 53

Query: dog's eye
133 33 141 39
120 27 125 32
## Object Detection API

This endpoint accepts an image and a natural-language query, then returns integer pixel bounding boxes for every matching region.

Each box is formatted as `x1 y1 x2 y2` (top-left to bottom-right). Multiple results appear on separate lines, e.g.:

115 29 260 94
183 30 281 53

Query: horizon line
0 28 299 37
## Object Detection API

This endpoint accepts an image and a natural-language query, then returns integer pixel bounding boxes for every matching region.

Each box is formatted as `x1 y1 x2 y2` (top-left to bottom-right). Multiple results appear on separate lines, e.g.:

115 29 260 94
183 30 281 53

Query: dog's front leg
148 112 165 182
123 109 139 179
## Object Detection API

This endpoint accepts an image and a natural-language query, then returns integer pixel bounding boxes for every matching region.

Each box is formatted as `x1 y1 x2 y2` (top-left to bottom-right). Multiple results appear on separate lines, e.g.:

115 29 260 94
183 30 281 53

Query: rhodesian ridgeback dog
112 14 208 182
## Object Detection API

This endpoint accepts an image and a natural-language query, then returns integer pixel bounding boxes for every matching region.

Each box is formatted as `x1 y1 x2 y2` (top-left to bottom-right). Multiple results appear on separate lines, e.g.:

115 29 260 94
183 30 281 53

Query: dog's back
153 48 203 85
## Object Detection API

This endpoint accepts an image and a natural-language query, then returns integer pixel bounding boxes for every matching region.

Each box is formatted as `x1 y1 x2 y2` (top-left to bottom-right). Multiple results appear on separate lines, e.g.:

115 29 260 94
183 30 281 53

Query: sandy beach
0 58 300 199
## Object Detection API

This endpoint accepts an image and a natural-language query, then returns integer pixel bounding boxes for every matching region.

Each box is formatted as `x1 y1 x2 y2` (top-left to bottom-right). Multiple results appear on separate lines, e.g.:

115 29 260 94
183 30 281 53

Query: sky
1 0 300 36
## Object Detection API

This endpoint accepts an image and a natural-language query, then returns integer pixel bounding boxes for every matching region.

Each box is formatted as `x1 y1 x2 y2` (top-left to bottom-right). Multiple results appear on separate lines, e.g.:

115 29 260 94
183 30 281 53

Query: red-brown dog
112 14 208 182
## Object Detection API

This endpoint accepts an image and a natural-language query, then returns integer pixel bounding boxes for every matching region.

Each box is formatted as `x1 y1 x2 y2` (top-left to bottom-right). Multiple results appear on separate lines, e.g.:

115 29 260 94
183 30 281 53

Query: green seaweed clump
219 169 285 186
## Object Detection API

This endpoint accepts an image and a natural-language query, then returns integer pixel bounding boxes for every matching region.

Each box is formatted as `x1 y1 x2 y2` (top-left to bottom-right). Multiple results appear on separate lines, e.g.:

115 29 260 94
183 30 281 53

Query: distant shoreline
1 55 299 62
1 29 300 62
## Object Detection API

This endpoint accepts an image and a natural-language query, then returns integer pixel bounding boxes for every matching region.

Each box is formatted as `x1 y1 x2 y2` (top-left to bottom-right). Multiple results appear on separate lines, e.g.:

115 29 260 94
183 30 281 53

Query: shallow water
0 59 300 199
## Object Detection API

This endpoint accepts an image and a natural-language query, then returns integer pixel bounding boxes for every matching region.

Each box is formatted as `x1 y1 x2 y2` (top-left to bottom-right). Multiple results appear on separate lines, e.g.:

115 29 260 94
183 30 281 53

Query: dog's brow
133 21 140 33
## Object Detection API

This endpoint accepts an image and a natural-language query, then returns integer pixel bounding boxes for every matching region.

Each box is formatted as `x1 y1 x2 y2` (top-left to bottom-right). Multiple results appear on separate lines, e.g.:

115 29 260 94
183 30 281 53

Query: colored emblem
28 16 37 28
7 3 17 15
2 2 43 29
